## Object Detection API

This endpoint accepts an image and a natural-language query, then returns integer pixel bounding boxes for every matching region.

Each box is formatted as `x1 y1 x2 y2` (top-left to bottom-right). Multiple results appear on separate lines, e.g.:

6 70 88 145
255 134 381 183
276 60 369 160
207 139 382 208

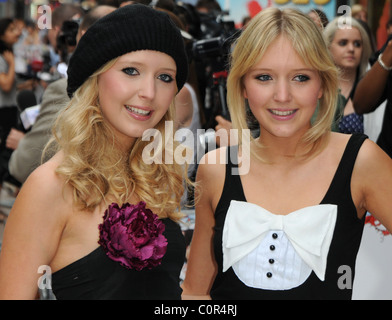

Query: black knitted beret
67 4 188 97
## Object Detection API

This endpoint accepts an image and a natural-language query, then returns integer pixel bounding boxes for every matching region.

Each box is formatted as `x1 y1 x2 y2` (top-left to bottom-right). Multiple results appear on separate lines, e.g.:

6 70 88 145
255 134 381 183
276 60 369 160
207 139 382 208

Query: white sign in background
353 224 392 300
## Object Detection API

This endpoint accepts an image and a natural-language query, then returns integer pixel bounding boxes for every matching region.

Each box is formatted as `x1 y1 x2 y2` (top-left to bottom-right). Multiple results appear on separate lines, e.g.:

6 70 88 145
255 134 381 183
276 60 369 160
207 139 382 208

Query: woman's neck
255 128 314 165
339 67 357 98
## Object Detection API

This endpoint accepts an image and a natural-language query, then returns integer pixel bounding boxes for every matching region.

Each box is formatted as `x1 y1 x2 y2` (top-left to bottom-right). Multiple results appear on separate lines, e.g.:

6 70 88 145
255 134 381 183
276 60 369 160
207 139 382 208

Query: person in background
308 8 329 29
159 8 202 184
46 3 84 75
182 8 392 300
351 4 367 23
0 4 190 299
155 0 176 12
387 18 392 36
324 17 372 134
0 18 21 193
0 18 20 109
354 36 392 158
7 5 116 185
55 19 79 78
195 0 221 14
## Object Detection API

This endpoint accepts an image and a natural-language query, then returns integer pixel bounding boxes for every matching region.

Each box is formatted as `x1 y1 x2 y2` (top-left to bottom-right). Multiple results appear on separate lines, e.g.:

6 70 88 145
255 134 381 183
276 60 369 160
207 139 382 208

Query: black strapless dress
52 219 185 300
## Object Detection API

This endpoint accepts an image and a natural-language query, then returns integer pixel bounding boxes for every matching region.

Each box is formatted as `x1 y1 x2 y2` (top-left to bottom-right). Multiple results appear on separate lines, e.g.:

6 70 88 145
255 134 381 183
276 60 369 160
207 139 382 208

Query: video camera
191 10 239 127
56 20 79 64
193 10 238 70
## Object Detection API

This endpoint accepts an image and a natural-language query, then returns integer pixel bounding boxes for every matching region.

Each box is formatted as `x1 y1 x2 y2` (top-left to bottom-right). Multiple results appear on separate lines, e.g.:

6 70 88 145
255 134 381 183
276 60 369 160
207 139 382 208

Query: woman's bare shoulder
196 147 229 207
197 147 228 178
16 151 70 213
27 151 63 182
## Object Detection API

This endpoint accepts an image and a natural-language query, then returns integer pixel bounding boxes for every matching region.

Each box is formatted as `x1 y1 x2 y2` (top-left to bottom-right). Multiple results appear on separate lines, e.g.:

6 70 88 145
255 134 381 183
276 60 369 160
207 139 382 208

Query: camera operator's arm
354 40 392 114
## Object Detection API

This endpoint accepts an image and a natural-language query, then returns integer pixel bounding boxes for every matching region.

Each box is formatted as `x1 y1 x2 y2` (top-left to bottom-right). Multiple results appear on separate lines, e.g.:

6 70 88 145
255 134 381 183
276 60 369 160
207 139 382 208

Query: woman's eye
122 67 139 76
158 74 174 83
294 74 310 82
256 74 272 82
354 41 362 48
338 40 348 46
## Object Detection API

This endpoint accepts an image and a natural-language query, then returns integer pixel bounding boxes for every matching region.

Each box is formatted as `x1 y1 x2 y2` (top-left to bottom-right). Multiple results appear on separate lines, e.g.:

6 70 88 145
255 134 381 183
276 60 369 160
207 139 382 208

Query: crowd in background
0 0 392 300
1 1 391 191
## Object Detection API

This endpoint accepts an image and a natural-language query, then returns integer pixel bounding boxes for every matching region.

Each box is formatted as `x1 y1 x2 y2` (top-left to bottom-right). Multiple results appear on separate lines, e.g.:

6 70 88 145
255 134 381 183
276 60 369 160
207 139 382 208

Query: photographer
55 19 80 78
7 5 115 185
193 0 239 131
196 0 222 16
0 18 20 190
46 4 84 75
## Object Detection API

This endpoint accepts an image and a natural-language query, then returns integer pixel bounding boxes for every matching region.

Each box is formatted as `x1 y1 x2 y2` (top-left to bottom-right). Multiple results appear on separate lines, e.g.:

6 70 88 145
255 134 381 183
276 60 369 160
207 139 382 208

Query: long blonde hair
227 8 339 162
45 59 189 221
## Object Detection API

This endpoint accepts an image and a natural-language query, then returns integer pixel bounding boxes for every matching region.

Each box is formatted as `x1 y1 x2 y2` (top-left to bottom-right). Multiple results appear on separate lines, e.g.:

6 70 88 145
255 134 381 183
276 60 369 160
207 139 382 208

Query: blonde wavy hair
45 59 189 221
227 8 339 162
324 16 372 79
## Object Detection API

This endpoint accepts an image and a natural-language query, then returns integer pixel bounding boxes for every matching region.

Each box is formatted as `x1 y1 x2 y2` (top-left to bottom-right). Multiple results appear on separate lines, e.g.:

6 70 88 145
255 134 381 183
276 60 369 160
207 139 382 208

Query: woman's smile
268 109 298 120
125 105 153 120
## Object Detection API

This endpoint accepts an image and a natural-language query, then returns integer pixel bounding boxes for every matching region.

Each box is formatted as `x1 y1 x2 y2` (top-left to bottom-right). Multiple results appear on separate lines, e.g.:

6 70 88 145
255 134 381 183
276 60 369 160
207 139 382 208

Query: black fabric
211 134 367 300
0 106 18 181
67 4 188 97
52 218 186 300
0 106 18 149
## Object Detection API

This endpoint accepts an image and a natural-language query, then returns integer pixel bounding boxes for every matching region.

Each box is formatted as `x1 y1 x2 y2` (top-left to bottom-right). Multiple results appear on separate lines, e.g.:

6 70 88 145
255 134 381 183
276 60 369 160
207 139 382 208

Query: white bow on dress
222 200 337 282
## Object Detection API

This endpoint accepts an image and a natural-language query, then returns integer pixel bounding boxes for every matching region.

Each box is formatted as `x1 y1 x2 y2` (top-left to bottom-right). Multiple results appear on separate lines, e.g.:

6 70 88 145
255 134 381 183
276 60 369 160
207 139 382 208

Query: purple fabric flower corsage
98 202 168 271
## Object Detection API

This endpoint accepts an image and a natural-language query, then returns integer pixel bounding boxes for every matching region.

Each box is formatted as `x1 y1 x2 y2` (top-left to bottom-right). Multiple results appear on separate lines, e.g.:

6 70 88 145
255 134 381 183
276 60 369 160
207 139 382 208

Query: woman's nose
347 42 355 52
273 80 291 103
138 76 156 100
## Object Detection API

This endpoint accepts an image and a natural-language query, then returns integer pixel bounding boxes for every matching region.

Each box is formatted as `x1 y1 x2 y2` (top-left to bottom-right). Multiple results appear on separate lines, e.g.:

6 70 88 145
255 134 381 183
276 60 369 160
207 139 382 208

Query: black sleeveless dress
211 134 367 300
52 218 185 300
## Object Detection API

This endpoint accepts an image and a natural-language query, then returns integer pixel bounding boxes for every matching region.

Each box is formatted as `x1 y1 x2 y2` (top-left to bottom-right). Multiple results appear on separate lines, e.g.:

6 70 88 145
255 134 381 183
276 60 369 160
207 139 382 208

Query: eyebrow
249 68 317 73
336 38 363 41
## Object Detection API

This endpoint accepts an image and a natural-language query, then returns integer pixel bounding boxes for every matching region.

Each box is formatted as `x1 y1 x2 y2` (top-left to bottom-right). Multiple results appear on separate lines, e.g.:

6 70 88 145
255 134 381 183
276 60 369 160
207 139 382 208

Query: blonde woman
324 17 372 134
0 5 190 300
182 8 392 300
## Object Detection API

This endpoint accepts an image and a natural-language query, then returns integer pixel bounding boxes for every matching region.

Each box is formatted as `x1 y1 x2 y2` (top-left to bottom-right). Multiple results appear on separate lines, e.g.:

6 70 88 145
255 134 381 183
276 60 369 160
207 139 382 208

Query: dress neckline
53 217 176 277
52 246 102 277
235 134 355 214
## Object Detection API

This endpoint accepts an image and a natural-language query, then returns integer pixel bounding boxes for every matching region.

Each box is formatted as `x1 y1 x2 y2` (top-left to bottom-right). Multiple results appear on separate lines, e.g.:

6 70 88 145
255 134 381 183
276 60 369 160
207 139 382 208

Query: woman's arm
353 40 392 114
181 150 226 299
354 139 392 233
0 164 66 299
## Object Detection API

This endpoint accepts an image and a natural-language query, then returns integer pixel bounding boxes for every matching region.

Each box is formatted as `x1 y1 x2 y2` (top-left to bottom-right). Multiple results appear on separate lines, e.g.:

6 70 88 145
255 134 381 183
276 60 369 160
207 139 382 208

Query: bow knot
222 201 337 281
